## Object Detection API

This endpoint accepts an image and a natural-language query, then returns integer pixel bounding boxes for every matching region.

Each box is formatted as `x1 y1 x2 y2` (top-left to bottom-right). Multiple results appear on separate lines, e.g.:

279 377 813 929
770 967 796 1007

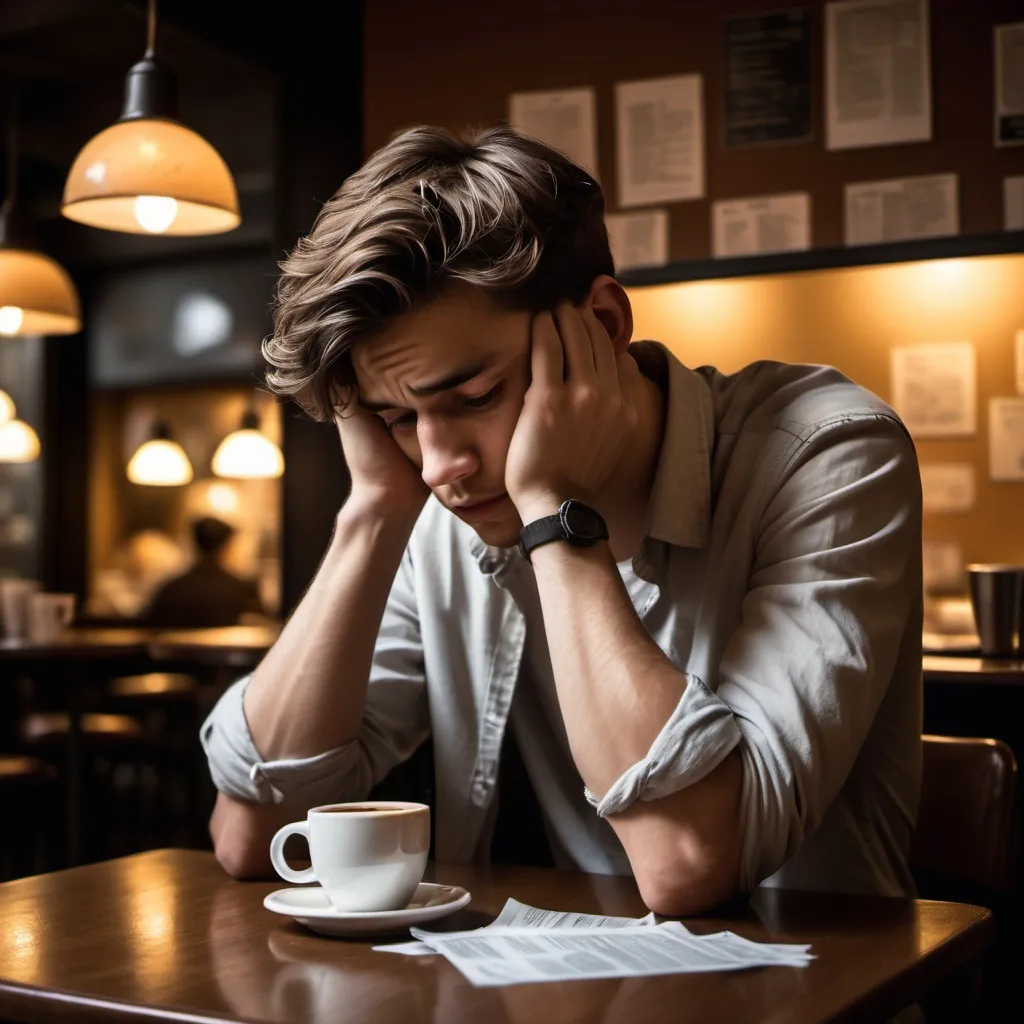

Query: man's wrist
513 492 568 526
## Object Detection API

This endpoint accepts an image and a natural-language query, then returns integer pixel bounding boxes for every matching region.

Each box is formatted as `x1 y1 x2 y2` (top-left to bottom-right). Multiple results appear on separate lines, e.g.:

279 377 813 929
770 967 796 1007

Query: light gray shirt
202 343 923 896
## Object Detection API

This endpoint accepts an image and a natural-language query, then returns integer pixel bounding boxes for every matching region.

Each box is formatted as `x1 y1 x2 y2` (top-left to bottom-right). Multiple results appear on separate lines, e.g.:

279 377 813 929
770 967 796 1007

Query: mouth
450 493 510 521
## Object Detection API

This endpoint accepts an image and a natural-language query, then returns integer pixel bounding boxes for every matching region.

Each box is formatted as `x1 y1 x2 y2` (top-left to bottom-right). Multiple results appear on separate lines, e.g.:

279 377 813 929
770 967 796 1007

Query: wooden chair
910 734 1019 896
911 734 1019 1024
0 755 59 879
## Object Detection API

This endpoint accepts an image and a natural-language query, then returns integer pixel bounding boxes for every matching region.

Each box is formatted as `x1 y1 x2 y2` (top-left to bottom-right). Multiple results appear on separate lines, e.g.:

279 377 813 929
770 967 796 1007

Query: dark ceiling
0 0 362 266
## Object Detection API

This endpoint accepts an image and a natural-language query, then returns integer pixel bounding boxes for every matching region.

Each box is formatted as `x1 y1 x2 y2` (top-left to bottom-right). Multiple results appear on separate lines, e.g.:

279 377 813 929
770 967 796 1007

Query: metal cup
967 565 1023 658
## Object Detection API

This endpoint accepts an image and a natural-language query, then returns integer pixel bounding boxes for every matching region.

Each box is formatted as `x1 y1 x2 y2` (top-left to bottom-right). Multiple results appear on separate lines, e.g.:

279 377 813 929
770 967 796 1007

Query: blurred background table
0 626 278 866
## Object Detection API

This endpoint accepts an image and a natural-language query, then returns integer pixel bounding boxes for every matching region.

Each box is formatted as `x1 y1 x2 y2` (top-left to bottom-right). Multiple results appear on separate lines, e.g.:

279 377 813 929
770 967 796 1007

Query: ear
583 275 634 355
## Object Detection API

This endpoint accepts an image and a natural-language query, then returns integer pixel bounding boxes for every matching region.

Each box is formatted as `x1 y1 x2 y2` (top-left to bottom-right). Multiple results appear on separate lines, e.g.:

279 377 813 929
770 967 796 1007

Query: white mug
0 579 41 639
26 592 76 643
269 801 430 913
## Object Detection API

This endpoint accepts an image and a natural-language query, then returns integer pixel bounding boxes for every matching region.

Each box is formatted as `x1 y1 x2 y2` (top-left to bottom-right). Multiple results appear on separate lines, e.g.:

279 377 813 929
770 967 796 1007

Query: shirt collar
468 340 715 577
631 341 714 550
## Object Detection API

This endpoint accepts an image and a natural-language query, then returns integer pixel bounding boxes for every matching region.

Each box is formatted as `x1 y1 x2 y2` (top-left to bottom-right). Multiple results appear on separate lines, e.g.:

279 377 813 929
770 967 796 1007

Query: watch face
561 500 605 540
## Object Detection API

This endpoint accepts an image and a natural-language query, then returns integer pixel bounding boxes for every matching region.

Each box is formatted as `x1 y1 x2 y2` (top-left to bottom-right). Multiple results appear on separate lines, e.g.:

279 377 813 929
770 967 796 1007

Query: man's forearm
529 538 744 913
529 540 686 793
243 498 419 761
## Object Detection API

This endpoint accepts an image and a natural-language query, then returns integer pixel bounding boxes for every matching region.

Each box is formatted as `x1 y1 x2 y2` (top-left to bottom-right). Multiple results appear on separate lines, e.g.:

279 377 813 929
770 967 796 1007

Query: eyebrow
360 359 492 413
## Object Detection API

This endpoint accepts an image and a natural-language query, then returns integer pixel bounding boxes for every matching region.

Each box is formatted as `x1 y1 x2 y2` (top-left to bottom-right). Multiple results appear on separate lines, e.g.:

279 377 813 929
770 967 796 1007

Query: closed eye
462 383 502 410
382 382 503 432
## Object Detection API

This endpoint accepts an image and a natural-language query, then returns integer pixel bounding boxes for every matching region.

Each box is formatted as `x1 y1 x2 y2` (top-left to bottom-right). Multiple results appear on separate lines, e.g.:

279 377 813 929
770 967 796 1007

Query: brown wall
366 0 1024 259
364 0 1024 574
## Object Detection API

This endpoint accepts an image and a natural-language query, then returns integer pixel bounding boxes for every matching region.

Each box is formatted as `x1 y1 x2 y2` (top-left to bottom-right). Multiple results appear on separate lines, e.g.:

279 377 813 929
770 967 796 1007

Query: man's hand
334 399 429 518
505 303 639 523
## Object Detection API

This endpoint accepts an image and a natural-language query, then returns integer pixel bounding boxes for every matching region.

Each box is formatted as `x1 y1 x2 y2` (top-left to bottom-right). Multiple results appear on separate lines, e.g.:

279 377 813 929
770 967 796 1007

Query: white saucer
264 882 471 937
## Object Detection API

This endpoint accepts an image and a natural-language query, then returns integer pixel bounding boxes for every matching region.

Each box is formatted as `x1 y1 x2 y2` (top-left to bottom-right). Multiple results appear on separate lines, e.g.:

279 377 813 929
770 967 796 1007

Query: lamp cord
145 0 157 57
1 82 16 216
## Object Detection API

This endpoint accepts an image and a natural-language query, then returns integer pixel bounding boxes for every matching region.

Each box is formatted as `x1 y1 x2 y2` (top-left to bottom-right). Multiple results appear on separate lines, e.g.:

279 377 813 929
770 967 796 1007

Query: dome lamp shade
127 420 193 486
212 407 284 479
61 0 240 237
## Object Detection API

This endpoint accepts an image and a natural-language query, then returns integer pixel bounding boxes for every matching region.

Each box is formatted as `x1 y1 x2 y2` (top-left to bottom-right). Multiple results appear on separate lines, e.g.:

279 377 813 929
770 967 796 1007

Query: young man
202 126 922 915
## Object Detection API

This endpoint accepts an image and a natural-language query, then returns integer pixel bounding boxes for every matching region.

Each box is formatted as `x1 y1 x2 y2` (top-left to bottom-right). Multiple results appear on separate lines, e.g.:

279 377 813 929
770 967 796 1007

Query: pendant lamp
61 0 240 236
0 417 40 462
0 86 81 336
212 404 284 479
127 420 193 485
0 390 40 462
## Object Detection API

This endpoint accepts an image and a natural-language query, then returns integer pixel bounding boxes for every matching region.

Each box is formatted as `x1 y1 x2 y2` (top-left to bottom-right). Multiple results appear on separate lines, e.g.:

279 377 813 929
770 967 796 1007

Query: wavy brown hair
264 125 614 420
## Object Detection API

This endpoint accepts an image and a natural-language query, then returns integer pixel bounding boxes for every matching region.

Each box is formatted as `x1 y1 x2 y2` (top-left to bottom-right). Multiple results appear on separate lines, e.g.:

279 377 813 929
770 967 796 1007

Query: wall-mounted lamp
61 0 240 237
127 420 193 485
212 405 284 479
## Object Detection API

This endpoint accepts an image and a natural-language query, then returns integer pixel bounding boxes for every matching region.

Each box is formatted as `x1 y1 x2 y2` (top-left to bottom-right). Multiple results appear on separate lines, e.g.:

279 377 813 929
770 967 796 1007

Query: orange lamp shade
0 248 81 335
62 118 240 236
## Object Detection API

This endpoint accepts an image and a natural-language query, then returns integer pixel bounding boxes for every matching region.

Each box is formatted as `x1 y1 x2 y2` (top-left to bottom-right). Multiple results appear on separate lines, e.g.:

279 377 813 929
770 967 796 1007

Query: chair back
911 734 1018 894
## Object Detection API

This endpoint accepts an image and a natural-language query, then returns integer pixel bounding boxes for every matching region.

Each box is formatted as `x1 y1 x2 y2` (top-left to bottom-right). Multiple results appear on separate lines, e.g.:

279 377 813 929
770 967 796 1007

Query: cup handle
269 821 317 884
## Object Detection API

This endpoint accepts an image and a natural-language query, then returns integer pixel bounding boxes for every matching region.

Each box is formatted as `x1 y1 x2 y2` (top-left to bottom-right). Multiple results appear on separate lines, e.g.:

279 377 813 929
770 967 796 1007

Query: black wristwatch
518 499 609 562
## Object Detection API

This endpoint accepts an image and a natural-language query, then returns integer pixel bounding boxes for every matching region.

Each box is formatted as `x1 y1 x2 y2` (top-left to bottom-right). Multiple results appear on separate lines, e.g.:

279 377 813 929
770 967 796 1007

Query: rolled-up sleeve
587 414 920 892
200 546 430 806
721 416 920 889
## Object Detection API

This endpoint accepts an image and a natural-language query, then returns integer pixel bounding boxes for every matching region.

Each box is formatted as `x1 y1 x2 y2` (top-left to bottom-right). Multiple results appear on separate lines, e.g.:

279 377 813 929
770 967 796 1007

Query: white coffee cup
26 592 76 643
0 579 41 639
269 801 430 913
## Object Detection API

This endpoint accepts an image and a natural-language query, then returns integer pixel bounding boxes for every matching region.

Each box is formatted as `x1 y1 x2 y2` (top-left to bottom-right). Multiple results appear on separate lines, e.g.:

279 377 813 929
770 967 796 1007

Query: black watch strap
518 499 608 562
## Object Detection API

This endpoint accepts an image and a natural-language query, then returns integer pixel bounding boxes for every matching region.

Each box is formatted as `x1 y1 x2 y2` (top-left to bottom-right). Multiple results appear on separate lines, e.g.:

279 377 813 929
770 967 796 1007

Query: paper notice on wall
1006 177 1024 230
922 539 966 594
712 193 810 258
845 174 957 246
1016 330 1024 395
616 75 704 207
826 0 931 150
989 398 1024 482
509 87 598 177
996 23 1024 146
606 209 670 271
920 463 975 513
890 342 976 438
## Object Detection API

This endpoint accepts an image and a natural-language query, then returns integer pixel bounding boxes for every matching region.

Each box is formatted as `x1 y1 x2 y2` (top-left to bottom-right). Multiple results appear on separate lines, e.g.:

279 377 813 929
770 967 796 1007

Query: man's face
352 285 532 547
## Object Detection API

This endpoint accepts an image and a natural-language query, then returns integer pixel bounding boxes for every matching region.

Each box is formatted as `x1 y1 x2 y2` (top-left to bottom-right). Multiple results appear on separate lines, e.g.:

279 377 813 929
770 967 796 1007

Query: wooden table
0 850 993 1024
0 627 279 864
923 655 1024 686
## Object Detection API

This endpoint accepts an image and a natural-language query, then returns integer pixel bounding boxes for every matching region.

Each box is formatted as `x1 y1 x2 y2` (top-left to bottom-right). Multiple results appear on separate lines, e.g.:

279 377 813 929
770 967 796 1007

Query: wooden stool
106 673 204 847
19 713 144 747
108 673 197 700
0 755 59 879
19 713 148 862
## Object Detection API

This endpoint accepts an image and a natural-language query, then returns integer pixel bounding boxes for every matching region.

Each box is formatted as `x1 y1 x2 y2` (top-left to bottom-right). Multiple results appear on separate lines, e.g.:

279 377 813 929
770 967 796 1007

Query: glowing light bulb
0 306 25 335
134 195 178 234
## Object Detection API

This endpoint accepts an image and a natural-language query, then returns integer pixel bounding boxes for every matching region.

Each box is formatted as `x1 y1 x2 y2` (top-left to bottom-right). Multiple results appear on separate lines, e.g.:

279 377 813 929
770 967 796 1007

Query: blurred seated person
87 529 188 621
140 517 265 629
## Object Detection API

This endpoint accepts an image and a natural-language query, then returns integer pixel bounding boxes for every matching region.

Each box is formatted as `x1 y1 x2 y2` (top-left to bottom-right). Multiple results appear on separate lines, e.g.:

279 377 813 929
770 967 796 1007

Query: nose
417 417 480 490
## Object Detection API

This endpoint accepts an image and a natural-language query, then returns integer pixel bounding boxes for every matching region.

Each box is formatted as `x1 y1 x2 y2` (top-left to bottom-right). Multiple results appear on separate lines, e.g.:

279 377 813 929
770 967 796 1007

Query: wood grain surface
0 850 993 1024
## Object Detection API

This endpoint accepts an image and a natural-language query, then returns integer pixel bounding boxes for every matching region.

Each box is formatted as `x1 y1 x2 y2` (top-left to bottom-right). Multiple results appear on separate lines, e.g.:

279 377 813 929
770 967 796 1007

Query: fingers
555 303 596 382
530 311 564 391
580 305 617 385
